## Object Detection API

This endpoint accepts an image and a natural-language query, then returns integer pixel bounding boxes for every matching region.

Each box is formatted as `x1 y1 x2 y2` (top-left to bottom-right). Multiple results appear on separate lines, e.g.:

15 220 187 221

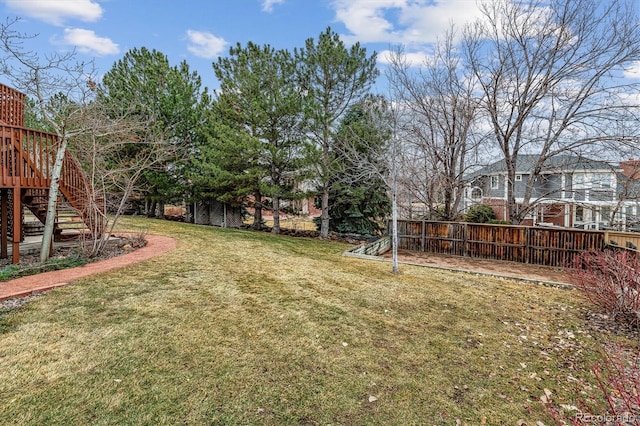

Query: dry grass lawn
0 217 634 425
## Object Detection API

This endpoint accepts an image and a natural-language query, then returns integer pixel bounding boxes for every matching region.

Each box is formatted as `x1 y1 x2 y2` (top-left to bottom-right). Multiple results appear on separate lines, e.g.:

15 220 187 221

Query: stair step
24 221 45 236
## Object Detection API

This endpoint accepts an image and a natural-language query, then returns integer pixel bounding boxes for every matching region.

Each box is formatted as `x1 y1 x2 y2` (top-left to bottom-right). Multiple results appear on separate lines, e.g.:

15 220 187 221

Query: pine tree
322 96 391 235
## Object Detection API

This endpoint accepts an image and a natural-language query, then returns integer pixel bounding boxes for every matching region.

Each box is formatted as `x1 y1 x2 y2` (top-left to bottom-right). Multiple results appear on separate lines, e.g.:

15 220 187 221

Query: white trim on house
463 155 640 230
491 175 499 189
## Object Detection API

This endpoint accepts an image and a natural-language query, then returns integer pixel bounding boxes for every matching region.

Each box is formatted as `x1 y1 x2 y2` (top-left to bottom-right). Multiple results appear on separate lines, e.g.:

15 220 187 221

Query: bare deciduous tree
385 30 481 221
334 96 401 273
462 0 640 223
0 18 99 262
69 97 172 257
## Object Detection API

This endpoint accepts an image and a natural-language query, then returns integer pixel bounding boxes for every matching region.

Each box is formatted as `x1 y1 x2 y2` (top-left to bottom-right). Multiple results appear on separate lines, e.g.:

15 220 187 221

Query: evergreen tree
100 47 209 216
212 42 307 233
189 108 263 209
295 27 379 238
322 96 391 235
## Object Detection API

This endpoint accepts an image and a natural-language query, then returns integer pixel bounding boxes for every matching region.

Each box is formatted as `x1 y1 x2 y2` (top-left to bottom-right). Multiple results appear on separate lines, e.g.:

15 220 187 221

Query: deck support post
11 187 20 264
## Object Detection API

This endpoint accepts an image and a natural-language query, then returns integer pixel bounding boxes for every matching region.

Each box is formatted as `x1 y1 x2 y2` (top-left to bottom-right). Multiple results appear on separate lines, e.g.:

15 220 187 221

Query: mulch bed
0 235 145 269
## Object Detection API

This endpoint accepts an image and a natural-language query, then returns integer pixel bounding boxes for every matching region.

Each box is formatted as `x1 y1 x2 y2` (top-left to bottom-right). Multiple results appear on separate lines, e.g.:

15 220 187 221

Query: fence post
525 227 531 264
421 220 426 252
462 222 468 257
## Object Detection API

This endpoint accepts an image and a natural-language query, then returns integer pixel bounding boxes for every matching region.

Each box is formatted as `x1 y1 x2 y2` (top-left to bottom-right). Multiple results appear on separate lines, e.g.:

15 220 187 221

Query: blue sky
2 0 639 94
0 0 494 92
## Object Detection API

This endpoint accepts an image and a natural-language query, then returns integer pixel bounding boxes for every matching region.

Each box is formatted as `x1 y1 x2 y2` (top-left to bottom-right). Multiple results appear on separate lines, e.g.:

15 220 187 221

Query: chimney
620 159 640 179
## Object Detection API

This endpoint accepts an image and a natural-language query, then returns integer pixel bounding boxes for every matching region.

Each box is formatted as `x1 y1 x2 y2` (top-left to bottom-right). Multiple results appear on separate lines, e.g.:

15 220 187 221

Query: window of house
614 209 623 222
575 206 584 222
515 174 522 181
491 176 499 189
627 205 637 225
573 173 585 189
591 173 612 189
626 205 635 217
470 187 482 200
600 206 611 222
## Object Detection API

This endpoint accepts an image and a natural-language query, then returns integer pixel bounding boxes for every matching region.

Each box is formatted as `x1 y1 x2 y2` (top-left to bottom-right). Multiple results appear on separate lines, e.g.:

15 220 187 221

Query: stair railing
0 122 104 235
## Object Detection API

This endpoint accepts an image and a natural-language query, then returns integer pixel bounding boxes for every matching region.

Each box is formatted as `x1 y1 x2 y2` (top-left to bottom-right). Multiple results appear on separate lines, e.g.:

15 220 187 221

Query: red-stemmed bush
569 250 640 328
545 345 640 424
545 249 640 423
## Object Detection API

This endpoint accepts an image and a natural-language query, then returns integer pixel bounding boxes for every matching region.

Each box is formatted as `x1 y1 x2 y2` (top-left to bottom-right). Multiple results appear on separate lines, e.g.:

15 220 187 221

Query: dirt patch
384 249 570 285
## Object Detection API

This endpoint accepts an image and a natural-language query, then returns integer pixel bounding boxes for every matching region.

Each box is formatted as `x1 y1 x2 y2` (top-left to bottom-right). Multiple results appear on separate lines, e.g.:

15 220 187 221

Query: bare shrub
126 230 148 249
570 250 640 328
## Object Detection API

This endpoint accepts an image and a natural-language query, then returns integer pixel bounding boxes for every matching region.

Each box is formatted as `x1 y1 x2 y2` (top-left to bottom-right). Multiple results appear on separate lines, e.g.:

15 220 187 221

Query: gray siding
514 174 529 197
590 189 615 202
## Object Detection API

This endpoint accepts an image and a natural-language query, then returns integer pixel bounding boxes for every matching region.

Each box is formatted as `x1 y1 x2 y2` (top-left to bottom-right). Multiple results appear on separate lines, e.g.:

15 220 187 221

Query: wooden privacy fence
392 220 640 268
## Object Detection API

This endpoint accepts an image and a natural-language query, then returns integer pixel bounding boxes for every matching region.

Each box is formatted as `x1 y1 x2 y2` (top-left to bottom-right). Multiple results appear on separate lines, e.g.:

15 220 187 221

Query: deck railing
0 83 25 127
0 124 54 188
0 122 103 233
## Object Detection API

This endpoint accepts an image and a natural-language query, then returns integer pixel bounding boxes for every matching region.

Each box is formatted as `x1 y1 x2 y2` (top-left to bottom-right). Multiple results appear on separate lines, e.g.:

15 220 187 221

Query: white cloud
378 49 429 66
60 28 119 56
186 30 228 59
618 92 640 106
624 61 640 80
331 0 484 46
262 0 285 13
4 0 103 26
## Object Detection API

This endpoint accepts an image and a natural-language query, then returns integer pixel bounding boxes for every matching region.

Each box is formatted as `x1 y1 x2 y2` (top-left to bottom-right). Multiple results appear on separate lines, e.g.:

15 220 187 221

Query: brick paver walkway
0 234 177 301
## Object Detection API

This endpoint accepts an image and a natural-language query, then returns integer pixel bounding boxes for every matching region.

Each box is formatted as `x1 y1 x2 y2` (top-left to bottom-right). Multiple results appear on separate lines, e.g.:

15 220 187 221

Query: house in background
465 154 640 230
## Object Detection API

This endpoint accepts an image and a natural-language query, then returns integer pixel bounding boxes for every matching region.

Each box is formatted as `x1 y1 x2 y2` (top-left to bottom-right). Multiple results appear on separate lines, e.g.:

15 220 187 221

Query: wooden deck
0 83 101 263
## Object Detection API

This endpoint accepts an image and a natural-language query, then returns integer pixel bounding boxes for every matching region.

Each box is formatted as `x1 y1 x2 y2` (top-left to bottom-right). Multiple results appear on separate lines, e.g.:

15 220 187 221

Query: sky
1 0 639 95
0 0 492 93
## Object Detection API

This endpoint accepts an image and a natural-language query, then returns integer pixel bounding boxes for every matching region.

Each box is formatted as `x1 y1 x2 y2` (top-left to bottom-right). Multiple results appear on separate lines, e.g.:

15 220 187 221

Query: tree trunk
40 138 68 263
391 136 399 274
391 184 399 274
505 157 517 224
320 183 330 238
147 200 157 217
319 121 331 239
443 188 453 220
252 193 263 229
272 196 280 234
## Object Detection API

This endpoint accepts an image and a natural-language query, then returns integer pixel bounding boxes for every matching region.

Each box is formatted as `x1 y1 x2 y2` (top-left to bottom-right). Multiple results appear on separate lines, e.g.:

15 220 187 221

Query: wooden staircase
0 83 103 263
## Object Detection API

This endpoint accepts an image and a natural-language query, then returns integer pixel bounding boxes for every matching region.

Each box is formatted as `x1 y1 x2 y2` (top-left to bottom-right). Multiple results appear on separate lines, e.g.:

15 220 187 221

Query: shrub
569 250 640 328
465 204 496 223
545 250 640 422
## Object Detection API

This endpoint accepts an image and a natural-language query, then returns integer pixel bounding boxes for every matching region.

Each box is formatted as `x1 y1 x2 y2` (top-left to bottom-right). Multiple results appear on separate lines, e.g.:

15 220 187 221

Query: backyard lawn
0 217 633 424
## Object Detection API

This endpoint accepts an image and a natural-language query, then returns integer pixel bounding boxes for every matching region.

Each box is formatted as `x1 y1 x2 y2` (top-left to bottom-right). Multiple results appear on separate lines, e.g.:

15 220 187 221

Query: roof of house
470 154 612 178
